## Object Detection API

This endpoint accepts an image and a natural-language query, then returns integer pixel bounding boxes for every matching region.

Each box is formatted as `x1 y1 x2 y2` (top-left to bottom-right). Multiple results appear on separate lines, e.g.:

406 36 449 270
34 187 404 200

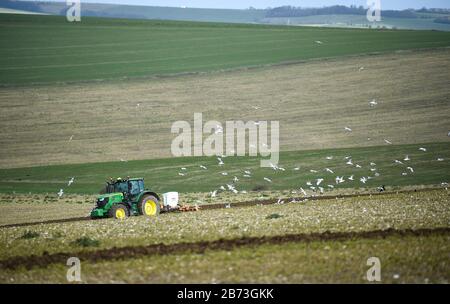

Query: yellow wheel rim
115 208 126 219
144 200 157 216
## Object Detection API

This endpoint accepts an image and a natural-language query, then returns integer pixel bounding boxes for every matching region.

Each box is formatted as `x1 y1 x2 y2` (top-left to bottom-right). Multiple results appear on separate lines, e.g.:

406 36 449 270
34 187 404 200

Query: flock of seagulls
57 67 449 201
174 70 448 201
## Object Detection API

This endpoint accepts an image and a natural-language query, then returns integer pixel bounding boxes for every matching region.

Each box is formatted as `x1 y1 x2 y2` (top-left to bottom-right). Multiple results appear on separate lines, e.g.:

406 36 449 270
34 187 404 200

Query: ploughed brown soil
0 49 449 168
1 227 448 270
0 187 440 229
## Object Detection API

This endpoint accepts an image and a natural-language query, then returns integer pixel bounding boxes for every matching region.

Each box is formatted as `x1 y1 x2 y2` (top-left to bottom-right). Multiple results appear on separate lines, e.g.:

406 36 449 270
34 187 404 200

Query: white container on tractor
163 192 179 210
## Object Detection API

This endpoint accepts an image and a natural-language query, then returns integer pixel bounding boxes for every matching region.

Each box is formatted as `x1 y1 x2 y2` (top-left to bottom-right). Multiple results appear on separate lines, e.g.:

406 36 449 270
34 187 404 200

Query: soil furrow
1 227 449 270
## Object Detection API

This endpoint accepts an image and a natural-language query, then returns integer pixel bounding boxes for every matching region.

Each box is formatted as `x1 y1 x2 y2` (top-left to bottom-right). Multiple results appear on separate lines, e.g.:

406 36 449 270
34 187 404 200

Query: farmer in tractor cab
129 180 139 196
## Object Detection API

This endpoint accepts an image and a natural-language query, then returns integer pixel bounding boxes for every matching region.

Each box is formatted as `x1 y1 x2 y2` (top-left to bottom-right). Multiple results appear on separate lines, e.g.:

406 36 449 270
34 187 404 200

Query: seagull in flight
300 187 307 196
404 155 410 161
335 176 345 184
67 177 74 186
325 168 334 174
369 99 378 107
384 139 392 145
315 40 324 44
344 127 352 132
419 147 427 152
57 189 64 198
264 177 272 183
200 165 207 170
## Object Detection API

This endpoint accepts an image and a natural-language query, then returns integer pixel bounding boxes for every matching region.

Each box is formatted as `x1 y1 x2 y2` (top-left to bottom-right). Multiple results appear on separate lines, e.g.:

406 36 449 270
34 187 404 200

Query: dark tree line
265 5 439 19
266 5 366 18
434 17 450 24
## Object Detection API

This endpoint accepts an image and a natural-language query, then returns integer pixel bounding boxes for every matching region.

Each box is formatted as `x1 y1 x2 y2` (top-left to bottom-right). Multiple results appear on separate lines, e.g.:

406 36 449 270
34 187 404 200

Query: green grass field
0 142 448 194
1 14 450 85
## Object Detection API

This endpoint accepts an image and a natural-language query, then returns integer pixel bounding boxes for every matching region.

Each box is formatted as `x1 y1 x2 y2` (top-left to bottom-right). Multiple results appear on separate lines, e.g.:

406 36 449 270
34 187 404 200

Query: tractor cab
90 177 161 219
105 178 144 203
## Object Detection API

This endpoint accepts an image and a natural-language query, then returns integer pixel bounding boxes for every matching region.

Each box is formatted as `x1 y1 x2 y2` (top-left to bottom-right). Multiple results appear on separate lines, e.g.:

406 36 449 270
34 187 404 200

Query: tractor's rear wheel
109 204 129 220
138 195 160 217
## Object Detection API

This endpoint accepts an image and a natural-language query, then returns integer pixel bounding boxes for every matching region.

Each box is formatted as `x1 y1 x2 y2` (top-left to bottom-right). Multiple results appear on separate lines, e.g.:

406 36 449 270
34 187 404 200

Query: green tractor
90 177 161 220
